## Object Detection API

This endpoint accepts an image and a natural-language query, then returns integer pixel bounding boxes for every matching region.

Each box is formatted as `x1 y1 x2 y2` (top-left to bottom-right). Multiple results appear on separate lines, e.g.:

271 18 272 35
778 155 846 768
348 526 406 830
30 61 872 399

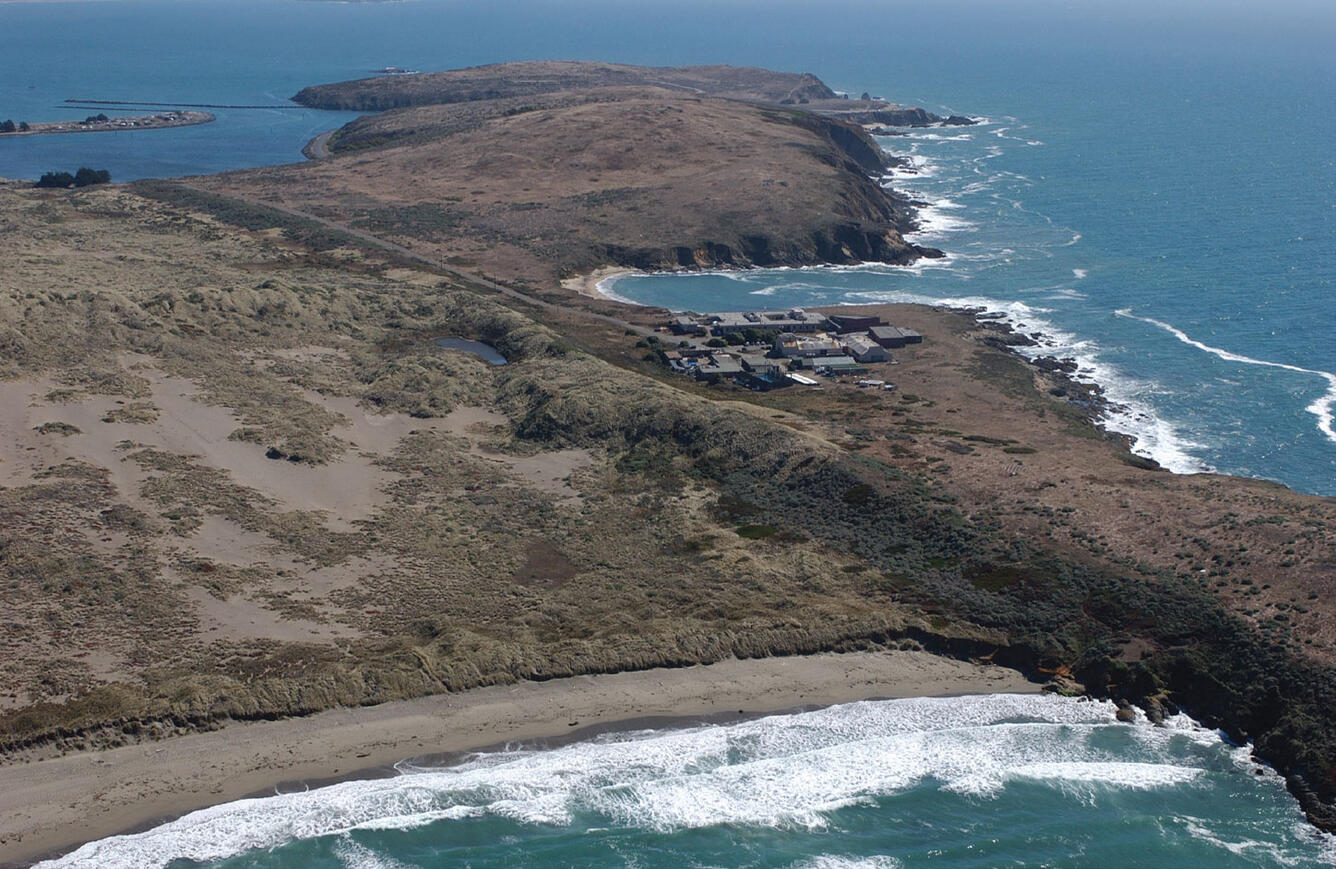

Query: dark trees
35 168 111 189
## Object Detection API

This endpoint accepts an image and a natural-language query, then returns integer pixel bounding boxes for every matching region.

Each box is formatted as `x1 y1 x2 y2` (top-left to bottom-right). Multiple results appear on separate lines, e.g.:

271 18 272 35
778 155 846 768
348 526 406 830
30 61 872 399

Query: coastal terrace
650 307 922 389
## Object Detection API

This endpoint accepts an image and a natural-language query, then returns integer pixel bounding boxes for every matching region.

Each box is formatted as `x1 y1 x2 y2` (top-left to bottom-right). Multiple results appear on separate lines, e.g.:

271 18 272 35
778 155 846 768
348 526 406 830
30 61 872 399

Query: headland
1 60 1335 862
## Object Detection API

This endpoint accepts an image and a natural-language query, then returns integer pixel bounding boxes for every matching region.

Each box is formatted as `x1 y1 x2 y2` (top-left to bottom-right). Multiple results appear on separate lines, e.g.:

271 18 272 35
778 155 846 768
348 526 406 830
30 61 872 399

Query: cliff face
835 106 955 126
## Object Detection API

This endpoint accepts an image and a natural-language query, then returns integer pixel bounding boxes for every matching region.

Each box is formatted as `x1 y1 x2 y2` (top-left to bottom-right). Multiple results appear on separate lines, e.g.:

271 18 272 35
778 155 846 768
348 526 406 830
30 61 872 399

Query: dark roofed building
793 354 868 374
670 316 706 336
740 354 782 376
869 325 909 349
696 353 744 381
828 313 882 332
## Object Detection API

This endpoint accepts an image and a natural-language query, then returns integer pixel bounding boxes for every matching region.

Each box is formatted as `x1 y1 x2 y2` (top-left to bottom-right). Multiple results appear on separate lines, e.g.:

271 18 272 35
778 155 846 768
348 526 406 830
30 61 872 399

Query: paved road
302 130 335 160
181 184 655 338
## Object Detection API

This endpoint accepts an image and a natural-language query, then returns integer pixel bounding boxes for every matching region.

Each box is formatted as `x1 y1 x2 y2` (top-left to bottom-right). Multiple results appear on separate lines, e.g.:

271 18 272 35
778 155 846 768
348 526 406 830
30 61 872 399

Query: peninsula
0 110 213 137
1 62 1334 863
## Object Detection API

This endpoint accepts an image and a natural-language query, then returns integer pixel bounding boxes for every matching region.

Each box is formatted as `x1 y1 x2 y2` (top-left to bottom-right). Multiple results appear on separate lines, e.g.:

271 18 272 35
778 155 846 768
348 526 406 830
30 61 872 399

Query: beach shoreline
559 264 641 300
0 650 1037 866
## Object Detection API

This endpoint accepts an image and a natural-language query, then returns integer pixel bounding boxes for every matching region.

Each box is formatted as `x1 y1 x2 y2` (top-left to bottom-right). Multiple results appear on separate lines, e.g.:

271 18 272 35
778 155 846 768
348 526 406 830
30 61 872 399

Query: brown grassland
1 62 1335 856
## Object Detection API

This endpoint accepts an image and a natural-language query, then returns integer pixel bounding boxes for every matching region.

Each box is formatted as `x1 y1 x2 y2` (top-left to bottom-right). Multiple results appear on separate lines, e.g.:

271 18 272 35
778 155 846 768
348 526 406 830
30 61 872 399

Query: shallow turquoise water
42 696 1336 868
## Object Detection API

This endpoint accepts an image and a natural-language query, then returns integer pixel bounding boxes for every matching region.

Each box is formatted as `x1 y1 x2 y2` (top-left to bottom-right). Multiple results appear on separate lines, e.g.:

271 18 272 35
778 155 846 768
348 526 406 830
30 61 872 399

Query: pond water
433 337 507 366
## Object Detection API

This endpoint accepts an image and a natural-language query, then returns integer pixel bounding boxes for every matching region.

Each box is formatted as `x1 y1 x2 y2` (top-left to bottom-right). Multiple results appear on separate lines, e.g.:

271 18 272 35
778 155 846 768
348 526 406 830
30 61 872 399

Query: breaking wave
1117 310 1336 446
40 694 1257 868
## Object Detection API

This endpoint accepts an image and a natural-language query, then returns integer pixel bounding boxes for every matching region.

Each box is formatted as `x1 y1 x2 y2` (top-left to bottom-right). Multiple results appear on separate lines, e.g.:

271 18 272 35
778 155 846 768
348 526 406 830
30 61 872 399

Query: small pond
433 337 508 366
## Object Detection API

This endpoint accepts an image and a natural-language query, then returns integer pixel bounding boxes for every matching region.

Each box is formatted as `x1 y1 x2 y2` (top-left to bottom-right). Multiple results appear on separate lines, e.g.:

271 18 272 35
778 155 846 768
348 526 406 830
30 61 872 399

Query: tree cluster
35 167 112 189
0 120 31 133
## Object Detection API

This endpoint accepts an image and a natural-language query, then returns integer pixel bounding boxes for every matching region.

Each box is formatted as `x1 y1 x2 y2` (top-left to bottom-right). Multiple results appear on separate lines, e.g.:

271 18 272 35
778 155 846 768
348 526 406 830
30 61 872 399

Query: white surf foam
1180 818 1336 868
881 154 938 181
904 132 973 142
1010 761 1202 789
1118 310 1336 445
904 197 975 240
44 695 1232 868
832 289 1210 473
797 856 901 869
592 273 647 306
334 838 414 869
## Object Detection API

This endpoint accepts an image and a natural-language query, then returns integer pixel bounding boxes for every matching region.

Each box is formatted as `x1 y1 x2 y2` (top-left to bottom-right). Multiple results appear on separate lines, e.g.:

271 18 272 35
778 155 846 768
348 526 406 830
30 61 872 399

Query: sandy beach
559 264 640 300
0 650 1036 865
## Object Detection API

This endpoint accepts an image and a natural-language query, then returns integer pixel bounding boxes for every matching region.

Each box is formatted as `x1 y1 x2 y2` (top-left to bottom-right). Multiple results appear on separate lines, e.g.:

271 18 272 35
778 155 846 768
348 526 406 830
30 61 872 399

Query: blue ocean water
7 2 1336 863
41 696 1336 868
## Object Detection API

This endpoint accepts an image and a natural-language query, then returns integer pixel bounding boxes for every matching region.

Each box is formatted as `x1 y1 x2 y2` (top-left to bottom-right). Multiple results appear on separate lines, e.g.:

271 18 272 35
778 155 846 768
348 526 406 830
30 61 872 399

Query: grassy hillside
200 86 938 283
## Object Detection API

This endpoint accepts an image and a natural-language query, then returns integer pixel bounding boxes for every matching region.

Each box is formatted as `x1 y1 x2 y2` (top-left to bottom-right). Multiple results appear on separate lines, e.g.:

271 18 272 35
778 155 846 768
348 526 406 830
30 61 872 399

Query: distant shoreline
0 111 214 138
0 651 1036 865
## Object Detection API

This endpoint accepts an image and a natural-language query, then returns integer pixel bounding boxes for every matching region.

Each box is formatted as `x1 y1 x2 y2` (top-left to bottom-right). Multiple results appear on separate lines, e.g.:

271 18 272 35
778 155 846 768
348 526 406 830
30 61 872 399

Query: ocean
39 695 1336 868
5 0 1335 864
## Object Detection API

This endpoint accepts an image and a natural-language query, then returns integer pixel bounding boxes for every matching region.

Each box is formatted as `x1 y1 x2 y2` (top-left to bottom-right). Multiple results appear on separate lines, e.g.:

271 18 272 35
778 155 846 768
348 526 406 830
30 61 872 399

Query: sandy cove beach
559 264 640 299
0 650 1036 866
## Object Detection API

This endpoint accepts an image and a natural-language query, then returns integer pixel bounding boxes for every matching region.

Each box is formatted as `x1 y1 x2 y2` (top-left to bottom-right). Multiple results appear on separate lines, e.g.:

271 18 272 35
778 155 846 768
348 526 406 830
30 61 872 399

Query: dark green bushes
35 167 110 189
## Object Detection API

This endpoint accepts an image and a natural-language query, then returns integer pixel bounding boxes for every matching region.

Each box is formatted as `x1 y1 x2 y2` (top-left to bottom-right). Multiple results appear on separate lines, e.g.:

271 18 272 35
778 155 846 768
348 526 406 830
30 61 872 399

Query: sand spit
0 651 1035 865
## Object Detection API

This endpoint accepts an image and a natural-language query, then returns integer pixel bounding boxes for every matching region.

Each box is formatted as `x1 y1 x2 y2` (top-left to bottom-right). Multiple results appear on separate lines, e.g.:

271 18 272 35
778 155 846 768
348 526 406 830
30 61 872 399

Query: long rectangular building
705 308 830 334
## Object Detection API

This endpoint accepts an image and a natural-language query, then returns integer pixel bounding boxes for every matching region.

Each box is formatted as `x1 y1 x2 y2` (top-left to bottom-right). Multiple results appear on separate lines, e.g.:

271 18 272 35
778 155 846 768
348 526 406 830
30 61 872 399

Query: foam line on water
43 695 1232 868
1179 818 1336 868
592 273 647 306
797 857 901 869
1118 309 1336 445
